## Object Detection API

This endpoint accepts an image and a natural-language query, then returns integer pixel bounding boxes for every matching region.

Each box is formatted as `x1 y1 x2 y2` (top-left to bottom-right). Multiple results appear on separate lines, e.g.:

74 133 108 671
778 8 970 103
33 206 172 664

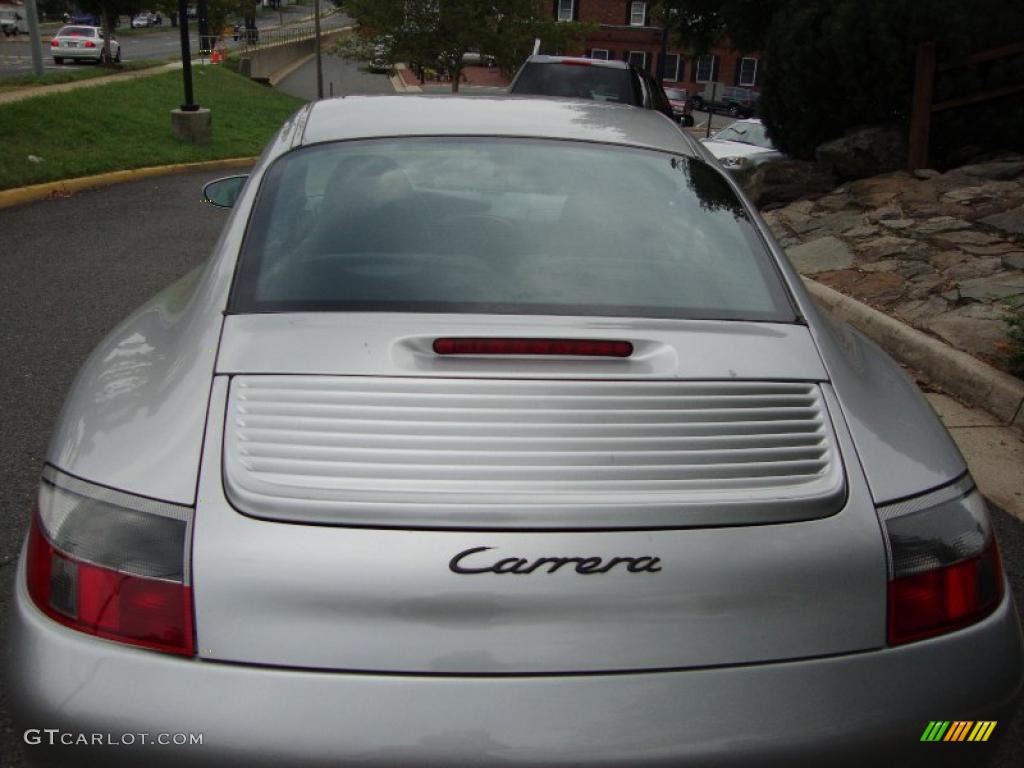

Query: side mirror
202 175 248 208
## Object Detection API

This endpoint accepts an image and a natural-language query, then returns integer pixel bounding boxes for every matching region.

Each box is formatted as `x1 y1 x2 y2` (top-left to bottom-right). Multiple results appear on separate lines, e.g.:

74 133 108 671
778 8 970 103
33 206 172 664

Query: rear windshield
714 122 773 149
58 26 96 36
229 138 794 322
510 62 637 105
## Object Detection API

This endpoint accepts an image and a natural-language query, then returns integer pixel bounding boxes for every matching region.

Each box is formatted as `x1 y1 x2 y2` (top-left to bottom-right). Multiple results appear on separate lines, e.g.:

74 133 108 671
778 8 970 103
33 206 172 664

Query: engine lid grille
223 376 845 528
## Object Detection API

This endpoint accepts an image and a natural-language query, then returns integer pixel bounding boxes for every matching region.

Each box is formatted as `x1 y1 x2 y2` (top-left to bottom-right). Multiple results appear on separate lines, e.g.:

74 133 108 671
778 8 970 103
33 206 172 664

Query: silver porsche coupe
6 96 1022 766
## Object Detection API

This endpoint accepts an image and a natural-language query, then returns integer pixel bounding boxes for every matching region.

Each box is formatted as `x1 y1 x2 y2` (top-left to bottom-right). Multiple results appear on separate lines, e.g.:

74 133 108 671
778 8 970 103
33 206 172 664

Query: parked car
691 84 760 118
0 8 28 36
5 94 1022 766
131 11 161 27
700 118 784 175
462 48 496 67
664 86 695 126
368 36 392 73
509 54 676 122
68 10 100 25
50 25 121 65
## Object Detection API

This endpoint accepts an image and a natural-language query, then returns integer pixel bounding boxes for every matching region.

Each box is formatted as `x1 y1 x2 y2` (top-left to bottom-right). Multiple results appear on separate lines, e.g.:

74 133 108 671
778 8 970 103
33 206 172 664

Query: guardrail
237 23 318 55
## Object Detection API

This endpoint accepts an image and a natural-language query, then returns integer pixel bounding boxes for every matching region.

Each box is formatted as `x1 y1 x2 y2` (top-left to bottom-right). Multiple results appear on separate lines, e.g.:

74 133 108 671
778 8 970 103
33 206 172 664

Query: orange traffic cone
211 48 221 64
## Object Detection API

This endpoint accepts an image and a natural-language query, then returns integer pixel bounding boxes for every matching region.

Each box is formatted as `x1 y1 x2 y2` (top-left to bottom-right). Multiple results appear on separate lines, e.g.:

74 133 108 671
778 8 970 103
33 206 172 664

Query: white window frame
662 52 680 81
557 0 574 22
628 50 646 70
630 1 647 27
590 48 610 60
695 54 715 83
739 57 758 87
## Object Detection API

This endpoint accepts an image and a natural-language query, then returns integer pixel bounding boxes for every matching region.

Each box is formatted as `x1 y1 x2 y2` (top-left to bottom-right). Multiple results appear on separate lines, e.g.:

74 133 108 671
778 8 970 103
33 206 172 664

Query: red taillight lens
433 338 633 357
561 59 592 66
50 38 59 47
84 40 95 48
881 478 1004 646
25 467 195 656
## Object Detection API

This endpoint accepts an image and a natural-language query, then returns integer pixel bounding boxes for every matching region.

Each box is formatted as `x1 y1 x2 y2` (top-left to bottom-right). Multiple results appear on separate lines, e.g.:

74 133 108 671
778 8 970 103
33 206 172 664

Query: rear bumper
53 48 101 60
5 554 1023 767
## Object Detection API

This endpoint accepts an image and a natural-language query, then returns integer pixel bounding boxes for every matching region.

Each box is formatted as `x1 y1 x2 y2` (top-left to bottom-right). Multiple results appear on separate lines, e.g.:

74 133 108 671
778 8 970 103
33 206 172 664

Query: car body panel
51 26 119 60
6 547 1022 767
196 376 883 673
302 96 689 153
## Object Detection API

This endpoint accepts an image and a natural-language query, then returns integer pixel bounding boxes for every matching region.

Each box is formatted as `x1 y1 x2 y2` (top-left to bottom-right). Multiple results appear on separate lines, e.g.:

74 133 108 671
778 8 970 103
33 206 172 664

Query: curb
391 64 421 93
804 278 1024 429
0 157 257 211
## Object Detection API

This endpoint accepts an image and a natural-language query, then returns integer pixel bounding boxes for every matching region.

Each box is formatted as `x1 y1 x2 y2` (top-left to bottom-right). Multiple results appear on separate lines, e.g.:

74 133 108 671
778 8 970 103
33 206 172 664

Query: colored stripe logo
920 721 997 742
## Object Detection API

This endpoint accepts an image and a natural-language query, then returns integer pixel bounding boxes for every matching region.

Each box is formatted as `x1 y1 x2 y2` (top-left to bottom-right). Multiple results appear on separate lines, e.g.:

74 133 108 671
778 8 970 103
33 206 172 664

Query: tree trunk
101 8 113 66
450 63 462 93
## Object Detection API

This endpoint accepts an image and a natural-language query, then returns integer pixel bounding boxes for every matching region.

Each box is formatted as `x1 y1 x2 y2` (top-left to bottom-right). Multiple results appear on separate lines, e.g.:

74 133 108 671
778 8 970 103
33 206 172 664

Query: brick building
551 1 762 93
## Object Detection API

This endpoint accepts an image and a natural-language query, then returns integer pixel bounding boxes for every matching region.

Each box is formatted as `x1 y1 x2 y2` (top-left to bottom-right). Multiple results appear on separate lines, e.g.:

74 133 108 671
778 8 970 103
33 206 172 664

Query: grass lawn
0 66 304 190
0 60 165 95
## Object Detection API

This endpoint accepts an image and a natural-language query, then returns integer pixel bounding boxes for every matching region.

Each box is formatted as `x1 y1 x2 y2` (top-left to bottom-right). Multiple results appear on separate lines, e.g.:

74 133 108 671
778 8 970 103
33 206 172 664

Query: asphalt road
0 168 1022 765
0 8 351 76
276 52 396 101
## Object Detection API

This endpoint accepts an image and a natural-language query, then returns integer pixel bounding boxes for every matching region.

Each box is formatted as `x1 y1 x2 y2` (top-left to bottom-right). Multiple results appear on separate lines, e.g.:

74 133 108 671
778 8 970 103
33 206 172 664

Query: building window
739 57 758 86
590 49 610 60
662 53 680 81
557 0 573 22
628 50 646 70
630 2 647 27
695 54 716 83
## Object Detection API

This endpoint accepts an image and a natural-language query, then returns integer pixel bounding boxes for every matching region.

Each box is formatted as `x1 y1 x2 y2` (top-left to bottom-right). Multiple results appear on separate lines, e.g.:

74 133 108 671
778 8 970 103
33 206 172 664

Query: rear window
510 62 637 105
58 26 95 36
229 138 794 322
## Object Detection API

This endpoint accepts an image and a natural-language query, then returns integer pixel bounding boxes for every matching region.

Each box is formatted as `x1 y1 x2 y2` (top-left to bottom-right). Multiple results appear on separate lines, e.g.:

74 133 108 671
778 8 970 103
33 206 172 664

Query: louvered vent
223 377 845 528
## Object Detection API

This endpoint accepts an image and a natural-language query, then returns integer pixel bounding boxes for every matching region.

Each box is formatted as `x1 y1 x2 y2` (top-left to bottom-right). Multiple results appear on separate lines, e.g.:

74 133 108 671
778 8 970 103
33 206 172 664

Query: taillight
51 38 60 47
25 466 194 656
561 60 592 66
84 40 96 48
433 338 634 357
880 476 1004 645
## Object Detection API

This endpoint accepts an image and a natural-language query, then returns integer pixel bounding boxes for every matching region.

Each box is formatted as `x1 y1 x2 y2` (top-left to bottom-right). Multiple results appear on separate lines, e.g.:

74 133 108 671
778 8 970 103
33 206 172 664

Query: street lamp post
23 0 43 77
177 0 197 110
314 0 323 99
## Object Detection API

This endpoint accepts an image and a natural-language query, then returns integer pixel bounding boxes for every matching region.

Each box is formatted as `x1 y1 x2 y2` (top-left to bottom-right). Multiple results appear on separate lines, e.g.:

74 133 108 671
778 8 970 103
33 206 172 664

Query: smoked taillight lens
25 466 195 656
433 337 634 357
880 477 1004 645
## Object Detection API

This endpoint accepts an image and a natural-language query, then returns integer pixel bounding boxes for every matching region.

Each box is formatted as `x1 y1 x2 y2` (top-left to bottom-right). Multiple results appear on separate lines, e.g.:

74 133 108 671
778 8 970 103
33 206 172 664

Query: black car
509 55 675 122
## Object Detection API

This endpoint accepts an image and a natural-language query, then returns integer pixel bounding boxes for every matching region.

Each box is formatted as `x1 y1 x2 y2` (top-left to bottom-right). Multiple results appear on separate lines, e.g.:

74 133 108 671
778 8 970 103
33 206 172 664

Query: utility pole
177 0 197 110
313 0 323 99
23 0 43 76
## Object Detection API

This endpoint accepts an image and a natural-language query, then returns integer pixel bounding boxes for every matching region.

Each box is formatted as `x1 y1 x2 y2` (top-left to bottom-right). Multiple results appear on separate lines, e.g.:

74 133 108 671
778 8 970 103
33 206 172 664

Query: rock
786 236 855 274
958 161 1024 181
931 251 968 270
941 289 960 303
864 205 904 223
981 206 1024 236
857 235 920 260
879 218 915 231
933 230 1001 246
802 210 864 236
958 273 1024 302
1003 253 1024 270
742 159 837 207
926 304 1010 358
916 216 973 234
960 242 1016 256
901 261 935 280
860 260 901 272
945 257 1003 282
843 225 880 238
815 125 907 181
913 168 941 180
942 187 997 205
906 273 944 299
897 296 949 323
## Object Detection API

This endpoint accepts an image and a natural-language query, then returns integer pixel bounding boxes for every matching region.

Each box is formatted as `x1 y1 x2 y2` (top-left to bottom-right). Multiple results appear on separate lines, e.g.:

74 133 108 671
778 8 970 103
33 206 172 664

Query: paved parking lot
0 169 1021 767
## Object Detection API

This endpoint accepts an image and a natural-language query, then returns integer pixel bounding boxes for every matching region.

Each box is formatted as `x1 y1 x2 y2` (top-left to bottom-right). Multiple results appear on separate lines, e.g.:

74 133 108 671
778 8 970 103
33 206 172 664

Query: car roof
524 54 630 70
301 96 696 155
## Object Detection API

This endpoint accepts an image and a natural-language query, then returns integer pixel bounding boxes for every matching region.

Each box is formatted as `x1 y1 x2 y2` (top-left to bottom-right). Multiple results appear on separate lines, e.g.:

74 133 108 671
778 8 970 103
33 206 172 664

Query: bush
756 0 1024 164
1007 306 1024 378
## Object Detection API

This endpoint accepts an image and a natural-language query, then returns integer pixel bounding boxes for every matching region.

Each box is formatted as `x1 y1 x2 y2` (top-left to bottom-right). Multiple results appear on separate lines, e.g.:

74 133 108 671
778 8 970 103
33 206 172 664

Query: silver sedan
5 96 1022 766
50 25 121 65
